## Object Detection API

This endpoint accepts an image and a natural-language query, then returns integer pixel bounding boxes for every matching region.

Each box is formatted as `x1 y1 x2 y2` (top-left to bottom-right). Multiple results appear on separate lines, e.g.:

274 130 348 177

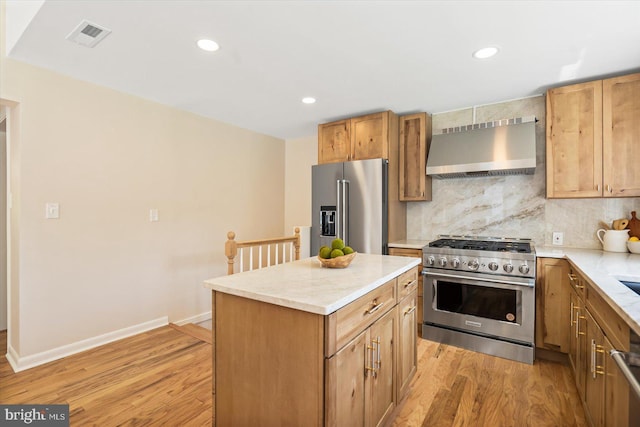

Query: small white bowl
628 240 640 254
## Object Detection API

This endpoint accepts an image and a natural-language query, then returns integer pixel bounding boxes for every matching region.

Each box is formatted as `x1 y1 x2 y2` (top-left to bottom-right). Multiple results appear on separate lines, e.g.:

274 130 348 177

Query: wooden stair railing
225 227 301 275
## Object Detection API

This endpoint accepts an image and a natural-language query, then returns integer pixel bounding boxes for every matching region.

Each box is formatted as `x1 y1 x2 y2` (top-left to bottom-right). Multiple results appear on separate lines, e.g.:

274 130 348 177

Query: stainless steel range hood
426 116 537 178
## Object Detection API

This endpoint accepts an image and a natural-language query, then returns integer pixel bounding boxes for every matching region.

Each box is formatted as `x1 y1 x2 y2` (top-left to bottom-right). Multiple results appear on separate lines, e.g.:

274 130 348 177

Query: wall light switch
552 231 564 246
45 203 59 219
149 208 159 222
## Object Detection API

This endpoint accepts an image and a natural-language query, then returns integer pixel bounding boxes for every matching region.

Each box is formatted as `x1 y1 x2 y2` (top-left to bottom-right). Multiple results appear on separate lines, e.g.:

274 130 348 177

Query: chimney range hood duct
426 116 537 178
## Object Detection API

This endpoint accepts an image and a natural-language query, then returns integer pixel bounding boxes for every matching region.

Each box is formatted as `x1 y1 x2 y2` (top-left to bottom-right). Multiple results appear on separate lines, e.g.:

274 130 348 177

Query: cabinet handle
595 184 601 192
568 273 584 289
607 184 613 193
570 301 575 327
365 300 385 315
577 315 586 337
366 344 375 377
404 306 416 316
403 279 416 289
375 336 381 370
591 339 606 378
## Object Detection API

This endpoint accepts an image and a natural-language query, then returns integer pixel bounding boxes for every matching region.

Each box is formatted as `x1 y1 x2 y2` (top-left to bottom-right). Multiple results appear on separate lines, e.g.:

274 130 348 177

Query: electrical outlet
45 202 60 219
552 231 564 246
149 208 159 222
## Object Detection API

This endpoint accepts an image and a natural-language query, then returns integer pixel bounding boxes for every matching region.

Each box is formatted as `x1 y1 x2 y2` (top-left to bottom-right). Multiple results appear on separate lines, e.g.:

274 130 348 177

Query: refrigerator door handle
342 180 349 244
336 179 342 241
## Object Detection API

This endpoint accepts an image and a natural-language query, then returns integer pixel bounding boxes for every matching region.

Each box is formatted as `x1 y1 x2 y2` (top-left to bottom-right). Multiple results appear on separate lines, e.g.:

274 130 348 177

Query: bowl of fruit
628 236 640 254
317 238 356 268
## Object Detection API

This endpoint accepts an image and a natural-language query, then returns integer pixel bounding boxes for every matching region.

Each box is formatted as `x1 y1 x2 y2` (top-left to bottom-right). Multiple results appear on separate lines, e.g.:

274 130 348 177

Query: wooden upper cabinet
318 119 351 164
603 73 640 197
546 72 640 198
546 80 603 198
399 113 432 201
318 111 397 164
351 112 389 160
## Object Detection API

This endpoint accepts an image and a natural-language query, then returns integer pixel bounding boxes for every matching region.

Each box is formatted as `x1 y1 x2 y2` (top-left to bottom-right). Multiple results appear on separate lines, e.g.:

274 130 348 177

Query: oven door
423 269 535 344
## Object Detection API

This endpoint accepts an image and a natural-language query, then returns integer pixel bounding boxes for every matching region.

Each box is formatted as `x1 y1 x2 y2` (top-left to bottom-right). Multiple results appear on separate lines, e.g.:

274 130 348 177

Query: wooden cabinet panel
325 330 367 427
399 113 432 201
604 335 630 427
603 73 640 197
389 248 423 334
585 282 630 351
326 279 395 356
351 112 389 161
397 267 418 300
546 80 603 198
318 119 351 164
546 72 640 199
585 310 606 427
535 258 571 352
368 308 396 427
569 287 587 398
397 291 417 401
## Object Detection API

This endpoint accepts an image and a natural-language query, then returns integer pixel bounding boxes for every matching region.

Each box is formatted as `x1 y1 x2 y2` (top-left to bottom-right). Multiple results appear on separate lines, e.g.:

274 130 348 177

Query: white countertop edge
204 256 421 316
388 240 429 250
537 246 640 336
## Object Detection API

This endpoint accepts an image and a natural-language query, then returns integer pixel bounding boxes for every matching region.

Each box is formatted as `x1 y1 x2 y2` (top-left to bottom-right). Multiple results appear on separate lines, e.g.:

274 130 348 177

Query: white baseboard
6 316 168 372
172 311 212 326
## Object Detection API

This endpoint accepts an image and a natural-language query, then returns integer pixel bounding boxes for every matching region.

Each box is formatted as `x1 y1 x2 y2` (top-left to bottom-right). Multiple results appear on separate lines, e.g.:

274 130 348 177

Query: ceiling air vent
66 20 112 48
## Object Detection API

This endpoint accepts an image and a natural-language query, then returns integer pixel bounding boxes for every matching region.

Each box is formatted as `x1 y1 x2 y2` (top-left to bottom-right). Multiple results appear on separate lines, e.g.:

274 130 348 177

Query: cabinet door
388 249 423 334
535 258 570 352
603 73 640 197
569 288 587 398
351 112 389 161
319 119 351 164
604 335 630 427
399 113 431 201
397 292 417 401
546 81 603 198
325 330 367 427
585 310 605 427
367 308 396 427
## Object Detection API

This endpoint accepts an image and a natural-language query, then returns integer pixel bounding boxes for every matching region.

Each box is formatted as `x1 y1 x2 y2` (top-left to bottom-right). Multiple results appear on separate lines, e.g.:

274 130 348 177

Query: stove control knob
439 257 448 267
488 262 499 271
451 258 461 268
468 259 479 271
427 256 435 266
519 264 530 275
503 263 514 273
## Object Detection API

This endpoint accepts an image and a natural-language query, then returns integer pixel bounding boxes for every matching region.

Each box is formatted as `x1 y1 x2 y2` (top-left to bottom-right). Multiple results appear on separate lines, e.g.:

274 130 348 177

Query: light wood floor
0 327 587 426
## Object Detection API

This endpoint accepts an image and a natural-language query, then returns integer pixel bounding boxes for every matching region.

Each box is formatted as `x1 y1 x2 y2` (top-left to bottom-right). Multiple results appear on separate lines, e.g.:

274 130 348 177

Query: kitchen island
203 253 420 426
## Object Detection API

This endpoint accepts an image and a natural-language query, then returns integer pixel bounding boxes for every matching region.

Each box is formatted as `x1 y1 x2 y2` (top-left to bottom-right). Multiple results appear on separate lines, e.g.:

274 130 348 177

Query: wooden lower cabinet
326 305 397 427
388 248 423 334
212 266 419 426
396 290 417 401
536 258 571 352
563 265 630 427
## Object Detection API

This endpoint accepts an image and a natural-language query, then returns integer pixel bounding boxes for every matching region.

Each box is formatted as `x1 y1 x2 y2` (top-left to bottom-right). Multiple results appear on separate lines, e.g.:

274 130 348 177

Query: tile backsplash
407 95 640 249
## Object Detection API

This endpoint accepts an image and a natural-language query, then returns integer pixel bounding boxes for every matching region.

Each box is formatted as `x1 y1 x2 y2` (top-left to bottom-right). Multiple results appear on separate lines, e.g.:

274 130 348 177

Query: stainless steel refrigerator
311 158 388 255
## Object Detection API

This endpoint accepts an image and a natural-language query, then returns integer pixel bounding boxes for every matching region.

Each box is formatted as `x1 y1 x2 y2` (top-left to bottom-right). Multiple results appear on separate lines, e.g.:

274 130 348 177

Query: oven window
436 280 518 323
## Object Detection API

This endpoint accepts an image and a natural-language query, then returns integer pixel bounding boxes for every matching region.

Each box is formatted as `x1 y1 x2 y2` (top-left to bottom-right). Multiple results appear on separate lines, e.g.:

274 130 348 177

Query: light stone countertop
388 240 429 250
203 253 420 315
536 246 640 336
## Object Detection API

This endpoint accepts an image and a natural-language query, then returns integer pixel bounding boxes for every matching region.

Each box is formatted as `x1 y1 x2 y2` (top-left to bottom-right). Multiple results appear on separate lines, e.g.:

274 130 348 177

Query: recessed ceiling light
197 39 220 52
473 46 499 59
302 97 316 104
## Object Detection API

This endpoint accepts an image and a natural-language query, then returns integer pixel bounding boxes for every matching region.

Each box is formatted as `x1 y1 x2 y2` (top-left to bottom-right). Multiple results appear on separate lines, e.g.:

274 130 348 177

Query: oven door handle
423 270 534 288
610 350 640 401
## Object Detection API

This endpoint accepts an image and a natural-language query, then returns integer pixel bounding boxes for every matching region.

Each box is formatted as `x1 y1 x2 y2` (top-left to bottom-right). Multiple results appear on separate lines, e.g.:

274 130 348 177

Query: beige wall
284 135 316 233
1 121 6 331
1 44 285 358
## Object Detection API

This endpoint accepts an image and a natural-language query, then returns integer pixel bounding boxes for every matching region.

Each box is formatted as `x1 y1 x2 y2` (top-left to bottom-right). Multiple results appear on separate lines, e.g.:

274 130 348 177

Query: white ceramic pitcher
596 229 630 252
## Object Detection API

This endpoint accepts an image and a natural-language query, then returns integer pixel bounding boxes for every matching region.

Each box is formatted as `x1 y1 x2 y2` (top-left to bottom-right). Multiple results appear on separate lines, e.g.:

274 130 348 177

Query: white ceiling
6 0 640 139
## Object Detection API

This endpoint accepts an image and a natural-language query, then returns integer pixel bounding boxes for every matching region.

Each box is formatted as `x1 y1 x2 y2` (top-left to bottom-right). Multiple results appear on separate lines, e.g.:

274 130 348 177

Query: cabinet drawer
397 267 418 300
325 279 395 356
585 283 630 351
388 248 422 258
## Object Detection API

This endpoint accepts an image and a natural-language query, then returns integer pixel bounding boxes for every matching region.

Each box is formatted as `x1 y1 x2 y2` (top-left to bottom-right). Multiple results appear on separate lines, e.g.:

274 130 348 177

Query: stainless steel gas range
422 235 535 364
